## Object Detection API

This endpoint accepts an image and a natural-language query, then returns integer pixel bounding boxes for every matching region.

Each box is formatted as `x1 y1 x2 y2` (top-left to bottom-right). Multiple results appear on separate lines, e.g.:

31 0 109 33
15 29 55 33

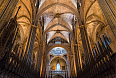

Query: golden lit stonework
0 0 116 78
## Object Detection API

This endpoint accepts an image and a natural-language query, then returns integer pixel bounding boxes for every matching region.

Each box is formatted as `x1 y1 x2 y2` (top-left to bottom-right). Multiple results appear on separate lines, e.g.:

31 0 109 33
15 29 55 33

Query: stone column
46 64 50 78
67 53 71 78
41 55 47 78
78 49 83 70
69 55 75 77
37 44 43 77
79 25 93 66
74 44 80 72
23 25 37 65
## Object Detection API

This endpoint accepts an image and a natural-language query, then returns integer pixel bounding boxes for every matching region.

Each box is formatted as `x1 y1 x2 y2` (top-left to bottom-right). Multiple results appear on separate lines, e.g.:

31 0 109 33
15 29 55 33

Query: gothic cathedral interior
0 0 116 78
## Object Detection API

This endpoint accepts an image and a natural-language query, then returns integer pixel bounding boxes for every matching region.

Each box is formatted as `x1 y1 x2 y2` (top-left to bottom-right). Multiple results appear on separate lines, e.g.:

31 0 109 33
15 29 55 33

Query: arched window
56 63 60 70
102 34 112 48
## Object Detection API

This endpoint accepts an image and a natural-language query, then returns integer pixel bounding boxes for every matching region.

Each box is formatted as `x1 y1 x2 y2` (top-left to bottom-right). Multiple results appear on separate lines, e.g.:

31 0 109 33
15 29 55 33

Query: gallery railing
46 70 68 78
49 70 67 74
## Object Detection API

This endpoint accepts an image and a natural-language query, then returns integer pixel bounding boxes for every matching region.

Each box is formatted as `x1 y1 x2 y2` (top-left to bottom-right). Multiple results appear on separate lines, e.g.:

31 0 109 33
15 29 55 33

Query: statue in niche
56 59 61 71
56 63 60 71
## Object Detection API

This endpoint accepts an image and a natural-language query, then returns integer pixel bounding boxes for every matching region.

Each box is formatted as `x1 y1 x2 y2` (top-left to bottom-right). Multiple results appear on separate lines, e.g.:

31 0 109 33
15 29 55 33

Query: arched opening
46 47 69 78
49 47 67 70
50 57 67 71
1 0 116 78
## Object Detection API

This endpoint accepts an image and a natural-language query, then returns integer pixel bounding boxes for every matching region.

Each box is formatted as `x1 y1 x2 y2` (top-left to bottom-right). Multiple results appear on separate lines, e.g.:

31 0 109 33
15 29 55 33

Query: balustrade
47 70 68 78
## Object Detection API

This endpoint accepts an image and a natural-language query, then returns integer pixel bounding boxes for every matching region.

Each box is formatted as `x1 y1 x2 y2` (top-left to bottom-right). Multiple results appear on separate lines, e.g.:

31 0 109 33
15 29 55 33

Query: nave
0 0 116 78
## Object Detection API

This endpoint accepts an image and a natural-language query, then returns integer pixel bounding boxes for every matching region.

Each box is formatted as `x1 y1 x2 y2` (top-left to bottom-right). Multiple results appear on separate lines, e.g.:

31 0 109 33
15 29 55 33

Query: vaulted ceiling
37 0 78 44
12 0 107 51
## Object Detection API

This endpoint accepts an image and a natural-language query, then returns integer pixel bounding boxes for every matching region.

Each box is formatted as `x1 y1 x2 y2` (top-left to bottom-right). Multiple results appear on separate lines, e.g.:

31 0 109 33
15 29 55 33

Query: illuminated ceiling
38 0 78 43
15 0 107 46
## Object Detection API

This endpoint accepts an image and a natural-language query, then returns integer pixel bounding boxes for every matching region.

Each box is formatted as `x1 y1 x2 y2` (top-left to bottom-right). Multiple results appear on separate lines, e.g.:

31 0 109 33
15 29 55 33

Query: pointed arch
48 33 69 43
46 44 71 55
36 2 81 25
